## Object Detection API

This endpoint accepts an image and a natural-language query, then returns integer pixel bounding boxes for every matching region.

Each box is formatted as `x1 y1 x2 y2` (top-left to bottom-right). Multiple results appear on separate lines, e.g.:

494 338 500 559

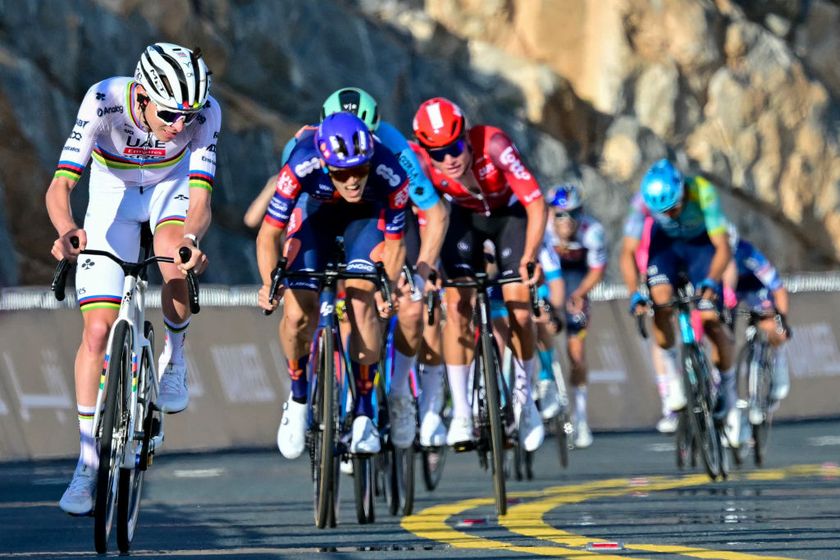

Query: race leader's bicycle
266 244 392 528
52 230 199 553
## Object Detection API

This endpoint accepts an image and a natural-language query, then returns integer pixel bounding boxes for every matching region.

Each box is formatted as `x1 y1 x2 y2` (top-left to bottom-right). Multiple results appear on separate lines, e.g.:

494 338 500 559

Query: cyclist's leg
494 207 543 451
150 175 198 412
390 207 423 448
440 206 481 446
647 227 684 412
61 186 142 514
342 207 391 454
276 197 329 459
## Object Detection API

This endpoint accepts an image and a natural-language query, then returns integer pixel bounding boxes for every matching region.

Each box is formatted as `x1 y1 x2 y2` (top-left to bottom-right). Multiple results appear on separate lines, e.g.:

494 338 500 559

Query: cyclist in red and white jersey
411 97 547 452
46 43 221 515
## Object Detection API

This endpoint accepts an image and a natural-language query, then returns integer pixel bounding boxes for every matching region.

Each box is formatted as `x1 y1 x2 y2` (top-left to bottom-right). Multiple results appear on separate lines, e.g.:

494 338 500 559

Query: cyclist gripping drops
47 43 221 515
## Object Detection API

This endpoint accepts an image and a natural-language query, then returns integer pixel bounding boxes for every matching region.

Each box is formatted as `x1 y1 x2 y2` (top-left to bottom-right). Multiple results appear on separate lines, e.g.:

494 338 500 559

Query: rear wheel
95 321 130 553
480 336 507 516
312 331 337 529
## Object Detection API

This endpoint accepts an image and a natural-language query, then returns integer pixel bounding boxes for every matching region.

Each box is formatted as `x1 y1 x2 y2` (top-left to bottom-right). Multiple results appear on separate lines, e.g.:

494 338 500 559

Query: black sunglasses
156 108 199 126
328 163 371 182
427 138 467 162
554 209 582 220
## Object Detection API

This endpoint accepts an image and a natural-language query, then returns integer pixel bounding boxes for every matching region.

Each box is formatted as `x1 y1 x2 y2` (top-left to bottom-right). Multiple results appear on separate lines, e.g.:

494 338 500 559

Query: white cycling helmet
135 43 211 112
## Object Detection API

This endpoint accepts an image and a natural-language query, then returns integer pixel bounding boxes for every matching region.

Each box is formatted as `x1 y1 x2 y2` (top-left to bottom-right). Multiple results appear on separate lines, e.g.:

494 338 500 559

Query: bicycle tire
675 408 690 470
312 330 336 529
138 322 156 471
555 412 571 469
684 346 722 479
95 321 130 553
752 345 773 467
480 335 507 516
421 445 447 491
117 333 153 552
353 455 375 524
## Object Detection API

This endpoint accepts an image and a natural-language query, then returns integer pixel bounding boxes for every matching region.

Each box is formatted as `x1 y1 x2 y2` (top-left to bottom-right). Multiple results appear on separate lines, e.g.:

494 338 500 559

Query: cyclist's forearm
619 237 641 292
383 238 406 285
417 199 448 269
549 278 564 309
45 176 79 236
707 234 732 282
183 188 212 240
523 198 547 262
573 267 604 299
256 224 285 285
773 287 789 316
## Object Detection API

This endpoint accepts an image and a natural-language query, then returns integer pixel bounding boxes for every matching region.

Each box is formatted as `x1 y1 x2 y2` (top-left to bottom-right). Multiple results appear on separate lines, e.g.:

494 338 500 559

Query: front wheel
95 321 131 553
312 330 337 529
684 346 722 480
480 337 507 516
421 445 447 491
353 455 375 524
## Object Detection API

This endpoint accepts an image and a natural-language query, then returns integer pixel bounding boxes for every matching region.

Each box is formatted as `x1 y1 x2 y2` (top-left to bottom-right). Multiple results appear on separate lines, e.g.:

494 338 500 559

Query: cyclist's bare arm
178 187 212 273
416 198 448 286
570 266 604 304
243 174 278 229
772 286 789 316
705 231 732 295
256 222 286 311
45 175 85 260
521 196 547 283
620 235 641 295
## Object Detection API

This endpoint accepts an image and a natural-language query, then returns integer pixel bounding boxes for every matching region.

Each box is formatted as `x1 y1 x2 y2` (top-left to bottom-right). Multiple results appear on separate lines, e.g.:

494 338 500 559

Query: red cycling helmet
412 97 466 148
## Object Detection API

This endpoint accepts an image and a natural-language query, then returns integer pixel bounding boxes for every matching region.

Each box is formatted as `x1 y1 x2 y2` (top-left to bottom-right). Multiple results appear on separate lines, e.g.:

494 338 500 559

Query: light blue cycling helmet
549 183 582 211
640 159 684 213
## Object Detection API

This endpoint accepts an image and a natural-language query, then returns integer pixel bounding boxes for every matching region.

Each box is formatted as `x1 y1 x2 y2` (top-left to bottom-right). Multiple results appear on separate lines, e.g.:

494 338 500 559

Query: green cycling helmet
320 87 380 132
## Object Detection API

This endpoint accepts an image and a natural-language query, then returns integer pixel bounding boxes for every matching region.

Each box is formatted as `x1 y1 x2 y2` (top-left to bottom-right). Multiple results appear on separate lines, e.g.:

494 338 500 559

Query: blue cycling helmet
316 112 374 168
549 183 582 211
640 159 684 212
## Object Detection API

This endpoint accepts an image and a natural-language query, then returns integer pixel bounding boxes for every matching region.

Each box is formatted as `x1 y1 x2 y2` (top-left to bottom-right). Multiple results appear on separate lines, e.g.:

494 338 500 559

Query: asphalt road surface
2 419 838 559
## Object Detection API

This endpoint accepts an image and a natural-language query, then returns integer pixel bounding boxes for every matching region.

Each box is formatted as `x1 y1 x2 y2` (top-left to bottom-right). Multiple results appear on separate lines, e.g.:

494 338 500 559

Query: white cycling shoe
157 362 189 413
388 395 417 449
419 411 447 447
537 379 562 420
574 420 593 449
666 373 687 411
59 464 96 516
277 396 308 459
446 416 475 447
515 397 545 452
350 416 381 454
656 412 679 434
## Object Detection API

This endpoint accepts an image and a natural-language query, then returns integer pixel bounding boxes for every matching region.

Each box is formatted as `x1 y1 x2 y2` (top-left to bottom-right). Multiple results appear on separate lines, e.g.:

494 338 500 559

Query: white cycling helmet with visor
135 43 211 113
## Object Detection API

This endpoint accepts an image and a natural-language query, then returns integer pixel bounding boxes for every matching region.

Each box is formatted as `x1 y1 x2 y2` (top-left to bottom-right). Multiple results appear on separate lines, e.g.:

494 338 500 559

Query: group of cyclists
47 42 792 518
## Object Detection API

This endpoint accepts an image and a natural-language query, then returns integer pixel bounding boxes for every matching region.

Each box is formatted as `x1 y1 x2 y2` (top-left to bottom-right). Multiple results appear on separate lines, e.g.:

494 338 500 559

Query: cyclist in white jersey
46 43 221 515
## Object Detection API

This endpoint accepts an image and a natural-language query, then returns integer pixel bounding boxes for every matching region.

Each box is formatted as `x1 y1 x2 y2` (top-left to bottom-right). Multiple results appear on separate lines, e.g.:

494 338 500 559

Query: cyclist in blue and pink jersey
411 97 547 453
729 229 791 402
620 159 736 425
256 112 410 458
46 43 221 515
544 183 606 448
247 87 449 449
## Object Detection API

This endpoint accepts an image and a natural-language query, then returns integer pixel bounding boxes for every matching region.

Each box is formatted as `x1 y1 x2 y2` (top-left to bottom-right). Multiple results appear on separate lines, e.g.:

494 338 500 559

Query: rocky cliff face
0 0 837 287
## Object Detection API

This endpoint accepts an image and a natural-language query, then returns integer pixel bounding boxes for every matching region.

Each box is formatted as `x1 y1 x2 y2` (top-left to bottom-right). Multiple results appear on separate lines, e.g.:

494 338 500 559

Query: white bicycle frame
92 272 164 470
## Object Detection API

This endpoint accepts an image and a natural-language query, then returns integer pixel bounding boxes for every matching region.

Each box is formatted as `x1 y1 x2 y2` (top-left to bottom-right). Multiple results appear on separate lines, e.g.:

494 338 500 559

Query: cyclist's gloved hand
714 370 736 421
628 291 651 316
696 278 720 296
776 313 792 339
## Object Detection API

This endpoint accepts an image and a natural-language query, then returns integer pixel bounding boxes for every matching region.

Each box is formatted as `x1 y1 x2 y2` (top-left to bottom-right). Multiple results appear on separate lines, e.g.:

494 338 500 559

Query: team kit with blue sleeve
263 132 410 290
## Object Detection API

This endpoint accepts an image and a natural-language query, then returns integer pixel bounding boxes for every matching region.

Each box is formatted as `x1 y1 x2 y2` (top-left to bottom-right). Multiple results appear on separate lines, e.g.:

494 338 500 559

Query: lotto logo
294 157 321 177
499 146 531 180
276 170 300 197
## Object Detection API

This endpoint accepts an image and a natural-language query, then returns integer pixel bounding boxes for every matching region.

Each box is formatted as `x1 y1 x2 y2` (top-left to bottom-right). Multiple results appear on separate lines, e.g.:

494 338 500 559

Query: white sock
419 363 445 415
662 346 680 386
77 404 98 470
160 317 190 367
513 356 536 405
446 363 471 419
390 349 414 397
574 386 588 425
